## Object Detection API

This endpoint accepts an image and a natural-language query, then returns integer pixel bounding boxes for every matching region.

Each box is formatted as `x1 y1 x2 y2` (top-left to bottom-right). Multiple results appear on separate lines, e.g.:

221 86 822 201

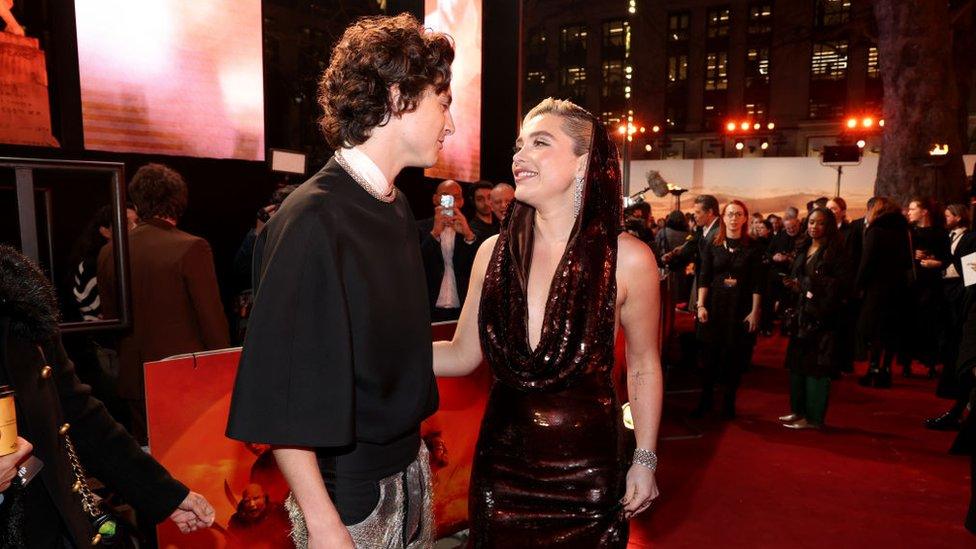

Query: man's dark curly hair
318 13 454 149
128 163 188 220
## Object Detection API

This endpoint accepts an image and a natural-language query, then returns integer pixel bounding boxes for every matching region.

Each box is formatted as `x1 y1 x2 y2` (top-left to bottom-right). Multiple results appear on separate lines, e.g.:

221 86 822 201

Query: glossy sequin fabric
472 117 628 547
285 444 433 548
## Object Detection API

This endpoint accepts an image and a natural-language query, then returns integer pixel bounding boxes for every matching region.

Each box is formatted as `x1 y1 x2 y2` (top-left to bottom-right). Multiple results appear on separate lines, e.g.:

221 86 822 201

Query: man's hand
772 252 788 263
309 518 355 549
430 207 454 240
451 211 477 243
0 438 33 492
169 491 215 533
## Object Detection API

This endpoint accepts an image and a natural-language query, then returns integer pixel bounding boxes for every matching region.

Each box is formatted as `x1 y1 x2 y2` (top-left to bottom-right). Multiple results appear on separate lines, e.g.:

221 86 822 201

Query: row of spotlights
726 121 776 132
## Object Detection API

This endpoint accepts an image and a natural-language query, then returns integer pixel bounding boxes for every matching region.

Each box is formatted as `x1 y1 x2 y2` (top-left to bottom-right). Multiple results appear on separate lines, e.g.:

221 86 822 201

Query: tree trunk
874 0 968 206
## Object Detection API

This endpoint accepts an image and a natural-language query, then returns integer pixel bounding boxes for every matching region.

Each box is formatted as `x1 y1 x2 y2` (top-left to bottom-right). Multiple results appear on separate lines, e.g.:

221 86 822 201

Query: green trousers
789 371 830 425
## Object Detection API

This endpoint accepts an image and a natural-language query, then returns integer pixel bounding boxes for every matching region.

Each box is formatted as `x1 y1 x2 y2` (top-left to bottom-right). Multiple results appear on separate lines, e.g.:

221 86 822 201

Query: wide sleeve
226 209 356 447
181 239 230 350
49 337 189 523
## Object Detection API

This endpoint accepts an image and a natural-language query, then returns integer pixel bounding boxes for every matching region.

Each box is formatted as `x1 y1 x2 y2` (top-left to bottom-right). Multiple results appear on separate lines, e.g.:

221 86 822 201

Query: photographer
418 180 478 321
231 184 298 343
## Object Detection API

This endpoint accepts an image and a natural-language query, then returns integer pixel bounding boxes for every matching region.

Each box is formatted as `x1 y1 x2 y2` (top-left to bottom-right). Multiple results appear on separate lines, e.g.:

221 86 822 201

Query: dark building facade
521 0 974 159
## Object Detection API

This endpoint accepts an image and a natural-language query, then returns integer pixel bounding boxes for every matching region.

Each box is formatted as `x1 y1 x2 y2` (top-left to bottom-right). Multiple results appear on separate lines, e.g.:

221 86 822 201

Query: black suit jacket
950 230 976 277
669 219 719 281
0 318 187 547
417 218 479 312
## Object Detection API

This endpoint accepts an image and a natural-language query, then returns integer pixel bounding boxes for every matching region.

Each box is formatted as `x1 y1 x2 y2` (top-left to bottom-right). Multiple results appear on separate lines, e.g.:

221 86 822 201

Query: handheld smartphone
440 194 455 216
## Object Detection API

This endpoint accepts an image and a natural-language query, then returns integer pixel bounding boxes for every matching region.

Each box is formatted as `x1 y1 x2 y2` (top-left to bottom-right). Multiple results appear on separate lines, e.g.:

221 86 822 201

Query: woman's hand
744 310 759 333
621 464 660 519
696 306 708 323
0 438 32 492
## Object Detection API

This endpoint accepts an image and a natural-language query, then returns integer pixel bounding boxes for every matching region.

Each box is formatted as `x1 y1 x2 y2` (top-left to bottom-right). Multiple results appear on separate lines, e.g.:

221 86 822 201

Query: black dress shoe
875 370 892 388
924 411 961 431
858 370 878 387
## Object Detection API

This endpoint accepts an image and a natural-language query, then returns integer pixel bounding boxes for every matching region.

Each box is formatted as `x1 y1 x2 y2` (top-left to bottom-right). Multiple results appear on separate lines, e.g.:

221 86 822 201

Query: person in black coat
694 200 765 418
856 199 913 388
905 197 951 377
949 286 976 534
0 245 213 548
780 208 851 429
927 204 976 429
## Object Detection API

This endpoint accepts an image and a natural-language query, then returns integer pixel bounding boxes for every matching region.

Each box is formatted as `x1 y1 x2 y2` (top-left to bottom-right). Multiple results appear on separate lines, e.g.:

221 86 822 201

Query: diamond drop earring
573 175 584 216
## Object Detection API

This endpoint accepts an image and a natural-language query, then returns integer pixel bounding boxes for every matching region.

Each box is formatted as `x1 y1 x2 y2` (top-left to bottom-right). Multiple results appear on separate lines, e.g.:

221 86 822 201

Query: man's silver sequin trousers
285 443 434 548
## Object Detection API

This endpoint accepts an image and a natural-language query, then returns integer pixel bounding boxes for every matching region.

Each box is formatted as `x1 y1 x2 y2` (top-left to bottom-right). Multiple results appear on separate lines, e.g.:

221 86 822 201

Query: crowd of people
2 11 975 548
618 192 976 432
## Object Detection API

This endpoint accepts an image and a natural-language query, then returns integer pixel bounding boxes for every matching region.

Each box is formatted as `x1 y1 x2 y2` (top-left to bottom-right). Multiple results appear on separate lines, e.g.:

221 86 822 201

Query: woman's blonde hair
522 97 594 156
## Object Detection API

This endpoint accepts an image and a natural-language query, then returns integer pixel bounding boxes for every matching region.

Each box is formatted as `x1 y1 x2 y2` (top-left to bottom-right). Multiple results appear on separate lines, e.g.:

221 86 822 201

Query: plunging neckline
522 232 577 354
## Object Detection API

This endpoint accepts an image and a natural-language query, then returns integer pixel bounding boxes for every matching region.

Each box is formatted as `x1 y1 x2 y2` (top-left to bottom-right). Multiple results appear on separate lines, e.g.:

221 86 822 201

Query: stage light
929 144 949 156
856 139 866 149
726 122 737 132
879 119 885 127
652 125 660 133
767 122 775 130
639 126 646 133
846 118 858 129
753 122 761 130
735 141 745 151
625 66 633 74
740 122 750 131
645 144 652 152
760 141 769 150
862 117 874 128
618 125 626 135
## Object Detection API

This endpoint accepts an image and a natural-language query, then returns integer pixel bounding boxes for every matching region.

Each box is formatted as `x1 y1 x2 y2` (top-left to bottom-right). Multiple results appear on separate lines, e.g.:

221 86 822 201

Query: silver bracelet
633 448 657 471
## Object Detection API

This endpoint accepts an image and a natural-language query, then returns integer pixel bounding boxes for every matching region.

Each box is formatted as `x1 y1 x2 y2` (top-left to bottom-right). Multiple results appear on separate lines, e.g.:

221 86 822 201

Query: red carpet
629 313 973 548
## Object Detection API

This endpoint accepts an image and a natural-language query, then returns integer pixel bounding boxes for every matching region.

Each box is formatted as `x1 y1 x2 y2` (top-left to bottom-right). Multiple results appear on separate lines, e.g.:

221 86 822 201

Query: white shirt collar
340 146 392 197
704 217 718 234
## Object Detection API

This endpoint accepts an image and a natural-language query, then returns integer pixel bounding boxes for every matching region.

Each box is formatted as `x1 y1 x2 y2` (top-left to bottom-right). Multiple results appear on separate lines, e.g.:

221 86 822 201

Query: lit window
668 55 688 84
867 46 880 79
811 41 848 81
705 52 728 90
816 0 851 27
560 66 587 99
668 12 690 42
603 20 630 50
748 3 773 34
602 60 625 98
559 24 588 57
746 48 769 87
707 7 731 38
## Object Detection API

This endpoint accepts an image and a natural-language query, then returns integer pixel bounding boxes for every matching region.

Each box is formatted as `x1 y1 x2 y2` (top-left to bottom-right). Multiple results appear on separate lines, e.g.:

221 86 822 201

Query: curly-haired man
227 14 454 548
98 163 229 445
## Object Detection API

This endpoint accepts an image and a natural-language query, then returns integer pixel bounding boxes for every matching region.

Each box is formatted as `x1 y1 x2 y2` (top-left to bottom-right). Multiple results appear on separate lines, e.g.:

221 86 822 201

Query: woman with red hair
694 200 766 418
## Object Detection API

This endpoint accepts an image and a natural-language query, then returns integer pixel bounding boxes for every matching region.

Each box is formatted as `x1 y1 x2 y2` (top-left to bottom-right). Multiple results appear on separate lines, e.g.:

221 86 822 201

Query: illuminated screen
425 0 482 182
75 1 265 160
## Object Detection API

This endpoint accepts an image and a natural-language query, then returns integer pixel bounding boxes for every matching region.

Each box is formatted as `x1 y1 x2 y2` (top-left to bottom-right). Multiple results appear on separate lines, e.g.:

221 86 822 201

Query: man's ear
388 84 402 119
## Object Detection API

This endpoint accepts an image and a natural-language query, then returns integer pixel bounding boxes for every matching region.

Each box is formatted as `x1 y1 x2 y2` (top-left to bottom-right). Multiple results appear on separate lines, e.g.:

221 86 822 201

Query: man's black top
227 159 438 482
766 230 805 273
469 215 499 241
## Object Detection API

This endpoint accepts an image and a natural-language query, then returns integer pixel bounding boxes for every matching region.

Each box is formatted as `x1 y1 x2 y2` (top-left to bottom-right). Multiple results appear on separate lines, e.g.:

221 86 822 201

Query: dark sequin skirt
468 373 629 548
